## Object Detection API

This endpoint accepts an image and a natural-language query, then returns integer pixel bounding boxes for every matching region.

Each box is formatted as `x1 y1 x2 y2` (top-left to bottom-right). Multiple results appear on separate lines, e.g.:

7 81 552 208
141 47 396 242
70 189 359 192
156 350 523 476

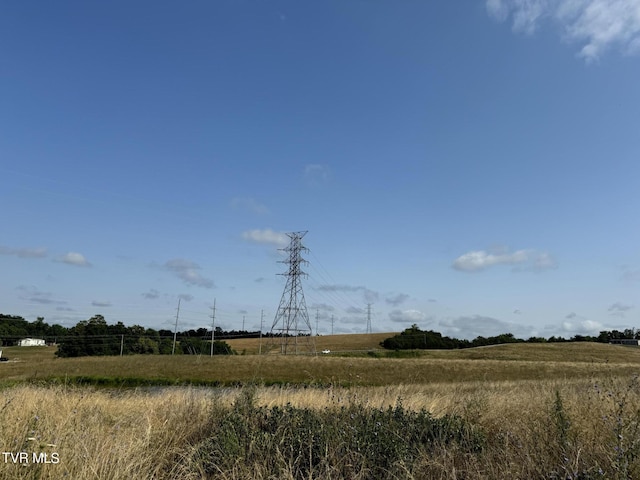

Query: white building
18 338 46 347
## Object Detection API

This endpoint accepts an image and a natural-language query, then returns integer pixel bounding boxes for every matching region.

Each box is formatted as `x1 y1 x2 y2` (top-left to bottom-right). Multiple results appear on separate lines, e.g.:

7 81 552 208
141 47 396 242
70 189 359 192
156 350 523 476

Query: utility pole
259 309 264 355
331 315 335 335
120 334 124 356
210 298 216 357
172 298 181 355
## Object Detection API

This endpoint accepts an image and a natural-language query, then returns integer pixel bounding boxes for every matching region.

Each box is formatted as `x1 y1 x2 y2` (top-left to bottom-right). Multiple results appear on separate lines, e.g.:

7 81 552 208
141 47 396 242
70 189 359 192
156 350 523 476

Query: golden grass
3 342 640 386
0 385 220 479
1 374 640 479
226 332 394 354
3 341 640 478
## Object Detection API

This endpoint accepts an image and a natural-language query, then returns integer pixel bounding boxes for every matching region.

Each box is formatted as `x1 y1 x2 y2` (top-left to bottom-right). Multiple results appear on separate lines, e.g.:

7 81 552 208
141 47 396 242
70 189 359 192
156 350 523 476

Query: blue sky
2 0 639 339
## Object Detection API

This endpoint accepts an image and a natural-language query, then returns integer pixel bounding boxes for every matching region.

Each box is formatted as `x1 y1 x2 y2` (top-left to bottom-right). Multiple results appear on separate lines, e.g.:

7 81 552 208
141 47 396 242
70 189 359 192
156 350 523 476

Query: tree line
381 324 637 350
0 313 243 357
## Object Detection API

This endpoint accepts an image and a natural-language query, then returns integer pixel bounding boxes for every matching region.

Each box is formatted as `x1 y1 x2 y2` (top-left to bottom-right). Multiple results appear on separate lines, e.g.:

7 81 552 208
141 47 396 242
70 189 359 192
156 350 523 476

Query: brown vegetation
2 341 640 478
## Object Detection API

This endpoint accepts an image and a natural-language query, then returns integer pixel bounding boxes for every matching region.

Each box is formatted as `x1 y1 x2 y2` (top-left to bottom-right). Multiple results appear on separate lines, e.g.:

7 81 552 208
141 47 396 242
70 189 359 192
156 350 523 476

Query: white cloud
487 0 640 62
561 318 604 334
59 252 91 267
165 259 214 288
241 228 289 248
0 246 47 258
231 197 269 215
452 247 557 272
439 315 531 339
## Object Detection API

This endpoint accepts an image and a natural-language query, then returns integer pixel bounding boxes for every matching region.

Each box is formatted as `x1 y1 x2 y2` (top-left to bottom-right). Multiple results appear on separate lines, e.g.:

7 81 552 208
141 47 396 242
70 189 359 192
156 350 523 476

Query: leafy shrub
192 391 485 479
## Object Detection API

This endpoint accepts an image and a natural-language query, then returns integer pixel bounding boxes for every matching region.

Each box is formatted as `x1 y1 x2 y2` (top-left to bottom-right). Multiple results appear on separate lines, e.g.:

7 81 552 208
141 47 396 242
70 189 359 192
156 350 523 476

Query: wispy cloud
385 293 410 307
142 289 160 300
58 252 91 267
231 197 270 215
439 314 529 339
304 164 331 185
621 266 640 282
91 300 112 307
486 0 640 62
309 302 336 312
388 309 430 324
16 285 67 305
608 301 633 316
0 246 47 258
452 247 557 272
317 284 379 303
165 259 214 288
241 228 289 248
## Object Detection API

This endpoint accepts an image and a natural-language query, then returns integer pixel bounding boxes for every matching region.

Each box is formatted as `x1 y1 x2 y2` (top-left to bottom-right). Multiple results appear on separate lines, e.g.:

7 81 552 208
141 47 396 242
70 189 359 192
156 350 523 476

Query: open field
226 332 393 354
3 342 640 386
3 341 640 479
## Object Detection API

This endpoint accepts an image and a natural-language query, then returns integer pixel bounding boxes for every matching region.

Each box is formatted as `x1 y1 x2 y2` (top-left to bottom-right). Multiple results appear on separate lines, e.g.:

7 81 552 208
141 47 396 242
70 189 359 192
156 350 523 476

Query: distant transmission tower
270 231 315 354
366 303 373 334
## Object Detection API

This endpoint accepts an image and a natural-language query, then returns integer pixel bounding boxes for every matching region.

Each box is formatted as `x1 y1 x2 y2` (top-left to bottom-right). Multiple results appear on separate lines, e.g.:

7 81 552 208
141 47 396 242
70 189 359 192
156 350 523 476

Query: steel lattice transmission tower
270 231 315 354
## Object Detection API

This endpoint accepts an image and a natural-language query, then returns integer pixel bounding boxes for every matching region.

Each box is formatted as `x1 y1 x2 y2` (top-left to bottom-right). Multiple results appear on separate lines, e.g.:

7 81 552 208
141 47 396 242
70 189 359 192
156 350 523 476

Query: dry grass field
225 332 393 355
3 341 640 386
2 340 640 479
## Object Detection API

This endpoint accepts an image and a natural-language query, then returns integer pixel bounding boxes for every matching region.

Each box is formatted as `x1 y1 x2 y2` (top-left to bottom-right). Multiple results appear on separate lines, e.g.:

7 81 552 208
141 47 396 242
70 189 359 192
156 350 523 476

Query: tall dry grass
2 373 640 479
0 385 224 479
3 343 640 478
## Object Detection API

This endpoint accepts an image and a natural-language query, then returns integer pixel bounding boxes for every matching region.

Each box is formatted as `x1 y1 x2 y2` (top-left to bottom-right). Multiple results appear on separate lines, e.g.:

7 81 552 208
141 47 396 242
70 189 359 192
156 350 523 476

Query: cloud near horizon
388 309 431 324
16 285 67 306
91 300 112 307
0 245 47 258
165 259 214 288
486 0 640 62
317 284 379 303
452 247 557 272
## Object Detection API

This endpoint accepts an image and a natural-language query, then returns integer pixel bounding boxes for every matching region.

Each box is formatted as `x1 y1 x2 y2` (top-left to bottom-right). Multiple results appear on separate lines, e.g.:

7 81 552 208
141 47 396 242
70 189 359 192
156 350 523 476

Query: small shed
18 338 46 347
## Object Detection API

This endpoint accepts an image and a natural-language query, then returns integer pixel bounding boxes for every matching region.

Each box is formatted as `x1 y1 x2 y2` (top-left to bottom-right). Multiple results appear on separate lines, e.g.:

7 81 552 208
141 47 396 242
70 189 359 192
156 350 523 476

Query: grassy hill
2 339 640 386
225 332 394 354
